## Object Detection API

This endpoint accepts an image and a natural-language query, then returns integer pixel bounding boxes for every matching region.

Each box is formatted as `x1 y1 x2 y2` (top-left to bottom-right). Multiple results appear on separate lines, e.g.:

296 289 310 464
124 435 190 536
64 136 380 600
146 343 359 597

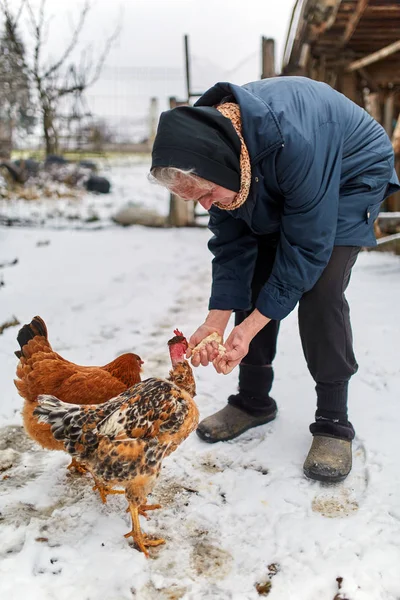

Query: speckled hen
34 330 199 556
14 315 143 501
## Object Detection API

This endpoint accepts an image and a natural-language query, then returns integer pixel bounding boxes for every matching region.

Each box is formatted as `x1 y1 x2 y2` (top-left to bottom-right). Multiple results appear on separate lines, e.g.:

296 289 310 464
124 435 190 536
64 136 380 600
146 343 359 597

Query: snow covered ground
0 156 169 229
1 158 400 600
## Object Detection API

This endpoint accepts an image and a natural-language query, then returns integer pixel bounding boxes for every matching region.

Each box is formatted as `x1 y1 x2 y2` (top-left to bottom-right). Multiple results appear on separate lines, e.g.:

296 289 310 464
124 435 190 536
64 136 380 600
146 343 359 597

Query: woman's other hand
213 309 271 374
213 326 250 374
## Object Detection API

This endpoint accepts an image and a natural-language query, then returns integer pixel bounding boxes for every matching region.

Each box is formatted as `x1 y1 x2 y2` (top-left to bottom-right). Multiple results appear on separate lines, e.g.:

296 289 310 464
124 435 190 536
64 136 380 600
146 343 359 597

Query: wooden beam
368 4 400 11
341 0 369 46
346 39 400 72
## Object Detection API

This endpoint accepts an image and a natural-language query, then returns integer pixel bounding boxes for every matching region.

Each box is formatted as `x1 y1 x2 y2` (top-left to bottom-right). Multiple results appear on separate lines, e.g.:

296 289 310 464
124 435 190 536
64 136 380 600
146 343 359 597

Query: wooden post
168 196 195 227
167 96 196 227
388 112 400 211
383 92 395 138
261 37 275 79
310 58 319 81
365 90 385 235
0 121 12 159
339 73 355 101
317 55 326 82
148 97 158 146
169 190 196 227
184 34 191 102
365 92 382 124
391 111 400 155
299 43 310 70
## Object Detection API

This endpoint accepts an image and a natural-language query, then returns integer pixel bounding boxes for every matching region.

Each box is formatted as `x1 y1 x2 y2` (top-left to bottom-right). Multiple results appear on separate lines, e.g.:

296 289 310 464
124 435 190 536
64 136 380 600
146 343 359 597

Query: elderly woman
150 76 399 483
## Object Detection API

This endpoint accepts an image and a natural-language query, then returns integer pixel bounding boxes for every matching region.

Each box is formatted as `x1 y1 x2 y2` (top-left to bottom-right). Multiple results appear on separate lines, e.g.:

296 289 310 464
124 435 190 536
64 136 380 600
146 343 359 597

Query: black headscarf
151 105 241 192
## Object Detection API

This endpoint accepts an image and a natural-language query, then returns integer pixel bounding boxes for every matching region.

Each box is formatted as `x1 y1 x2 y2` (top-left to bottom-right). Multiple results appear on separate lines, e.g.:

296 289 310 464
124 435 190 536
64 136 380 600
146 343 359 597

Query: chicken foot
67 457 88 474
92 478 125 504
67 463 123 503
125 502 162 519
125 503 165 557
138 503 162 519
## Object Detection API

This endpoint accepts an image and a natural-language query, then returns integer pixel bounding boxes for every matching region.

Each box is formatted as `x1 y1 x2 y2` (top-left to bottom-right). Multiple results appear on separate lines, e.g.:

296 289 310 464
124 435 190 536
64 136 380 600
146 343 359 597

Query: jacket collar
195 82 284 165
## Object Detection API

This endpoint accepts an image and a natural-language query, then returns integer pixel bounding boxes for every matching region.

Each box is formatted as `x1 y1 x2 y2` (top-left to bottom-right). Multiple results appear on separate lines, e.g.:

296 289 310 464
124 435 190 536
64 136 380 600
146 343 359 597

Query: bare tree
0 9 34 157
85 118 115 152
0 0 121 156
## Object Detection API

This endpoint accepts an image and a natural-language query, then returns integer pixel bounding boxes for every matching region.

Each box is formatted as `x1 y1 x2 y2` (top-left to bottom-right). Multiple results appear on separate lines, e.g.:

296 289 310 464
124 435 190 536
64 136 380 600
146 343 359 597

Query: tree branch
43 0 90 79
0 0 122 156
1 0 27 26
56 83 85 99
0 1 28 64
24 0 43 79
86 16 122 87
14 0 26 24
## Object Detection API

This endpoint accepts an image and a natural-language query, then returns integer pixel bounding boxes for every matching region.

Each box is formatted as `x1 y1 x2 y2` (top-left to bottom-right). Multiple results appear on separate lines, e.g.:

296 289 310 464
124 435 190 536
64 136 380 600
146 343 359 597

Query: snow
0 156 169 229
1 157 400 600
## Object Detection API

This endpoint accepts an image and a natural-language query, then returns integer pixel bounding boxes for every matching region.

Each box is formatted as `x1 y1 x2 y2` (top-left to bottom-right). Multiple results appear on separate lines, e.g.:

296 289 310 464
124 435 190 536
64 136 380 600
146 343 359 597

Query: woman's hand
213 325 251 374
213 309 271 375
187 310 232 367
187 324 222 366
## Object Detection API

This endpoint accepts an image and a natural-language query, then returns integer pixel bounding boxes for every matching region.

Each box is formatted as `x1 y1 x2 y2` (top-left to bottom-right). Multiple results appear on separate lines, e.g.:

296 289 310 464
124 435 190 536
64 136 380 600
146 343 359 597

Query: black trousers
235 235 360 421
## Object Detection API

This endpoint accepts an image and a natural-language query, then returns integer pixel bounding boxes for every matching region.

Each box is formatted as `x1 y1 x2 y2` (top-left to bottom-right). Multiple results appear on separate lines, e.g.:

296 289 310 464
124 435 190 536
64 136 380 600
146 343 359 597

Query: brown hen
14 316 143 498
34 329 198 556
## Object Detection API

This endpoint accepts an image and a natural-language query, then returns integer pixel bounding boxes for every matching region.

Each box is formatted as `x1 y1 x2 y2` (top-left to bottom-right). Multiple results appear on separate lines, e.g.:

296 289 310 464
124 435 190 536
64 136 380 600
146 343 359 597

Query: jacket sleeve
256 122 343 320
208 206 258 310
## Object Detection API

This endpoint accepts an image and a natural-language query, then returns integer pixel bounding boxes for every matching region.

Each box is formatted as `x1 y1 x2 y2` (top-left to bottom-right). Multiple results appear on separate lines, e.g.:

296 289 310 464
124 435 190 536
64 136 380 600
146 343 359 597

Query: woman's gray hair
149 166 214 194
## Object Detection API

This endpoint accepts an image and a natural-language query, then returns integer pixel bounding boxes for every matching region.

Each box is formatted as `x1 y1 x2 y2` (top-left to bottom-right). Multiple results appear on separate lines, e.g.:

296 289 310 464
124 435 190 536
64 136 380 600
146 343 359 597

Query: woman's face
172 179 236 211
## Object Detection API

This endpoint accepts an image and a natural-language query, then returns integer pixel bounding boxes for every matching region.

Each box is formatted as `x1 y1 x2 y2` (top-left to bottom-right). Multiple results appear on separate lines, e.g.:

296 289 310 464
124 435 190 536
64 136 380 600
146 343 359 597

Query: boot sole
303 467 350 484
196 410 277 444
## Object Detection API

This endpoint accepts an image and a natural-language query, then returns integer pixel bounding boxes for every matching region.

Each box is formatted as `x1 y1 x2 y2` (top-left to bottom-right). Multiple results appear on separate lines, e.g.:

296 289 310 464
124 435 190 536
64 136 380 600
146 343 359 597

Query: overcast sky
12 0 296 139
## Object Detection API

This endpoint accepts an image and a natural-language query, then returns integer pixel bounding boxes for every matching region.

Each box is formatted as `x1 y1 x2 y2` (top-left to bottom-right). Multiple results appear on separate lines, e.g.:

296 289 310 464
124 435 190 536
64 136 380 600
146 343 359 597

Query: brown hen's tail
15 316 48 358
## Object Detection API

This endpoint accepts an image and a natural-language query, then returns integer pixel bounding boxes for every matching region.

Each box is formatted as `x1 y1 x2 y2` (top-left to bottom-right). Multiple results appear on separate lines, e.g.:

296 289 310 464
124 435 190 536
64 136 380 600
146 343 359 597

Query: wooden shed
282 0 400 210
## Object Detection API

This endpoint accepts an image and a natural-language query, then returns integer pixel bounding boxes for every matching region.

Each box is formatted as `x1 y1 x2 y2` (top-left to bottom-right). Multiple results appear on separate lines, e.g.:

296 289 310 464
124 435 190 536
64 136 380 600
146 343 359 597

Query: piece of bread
191 332 226 357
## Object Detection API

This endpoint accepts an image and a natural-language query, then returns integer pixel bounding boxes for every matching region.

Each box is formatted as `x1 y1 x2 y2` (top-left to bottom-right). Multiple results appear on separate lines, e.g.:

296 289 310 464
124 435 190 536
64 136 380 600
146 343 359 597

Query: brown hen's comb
173 329 184 337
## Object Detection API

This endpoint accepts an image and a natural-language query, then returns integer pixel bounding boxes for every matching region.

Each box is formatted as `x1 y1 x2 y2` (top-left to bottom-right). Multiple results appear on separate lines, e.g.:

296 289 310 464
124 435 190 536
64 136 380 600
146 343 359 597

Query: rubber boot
303 418 355 483
196 365 277 443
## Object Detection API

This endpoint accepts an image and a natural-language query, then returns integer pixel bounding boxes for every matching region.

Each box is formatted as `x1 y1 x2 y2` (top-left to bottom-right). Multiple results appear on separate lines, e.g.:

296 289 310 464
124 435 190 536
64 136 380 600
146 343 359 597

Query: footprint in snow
311 439 368 518
191 540 233 581
133 582 187 599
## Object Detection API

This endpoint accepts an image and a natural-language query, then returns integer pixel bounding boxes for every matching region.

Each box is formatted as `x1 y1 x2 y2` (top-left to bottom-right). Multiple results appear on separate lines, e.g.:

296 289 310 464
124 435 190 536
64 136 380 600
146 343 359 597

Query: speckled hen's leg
138 503 162 519
92 478 125 504
125 500 162 518
67 458 88 474
126 504 162 520
125 503 165 557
